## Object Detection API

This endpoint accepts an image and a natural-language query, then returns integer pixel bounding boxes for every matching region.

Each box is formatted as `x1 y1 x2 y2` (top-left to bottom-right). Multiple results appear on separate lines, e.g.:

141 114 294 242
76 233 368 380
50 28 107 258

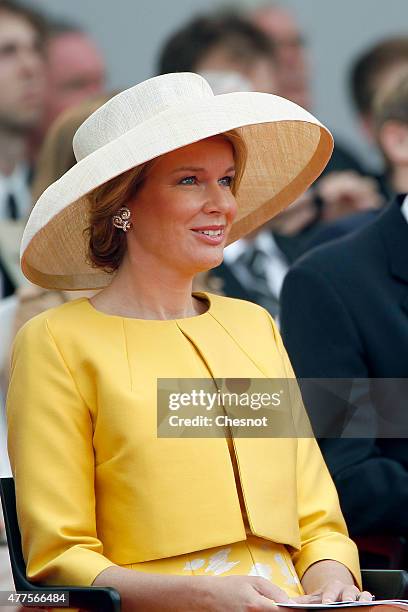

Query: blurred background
23 0 408 169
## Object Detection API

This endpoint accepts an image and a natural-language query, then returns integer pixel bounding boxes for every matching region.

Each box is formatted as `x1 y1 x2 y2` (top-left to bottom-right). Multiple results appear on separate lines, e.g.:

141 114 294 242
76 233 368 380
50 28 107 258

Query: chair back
361 568 408 599
0 477 31 590
0 477 122 611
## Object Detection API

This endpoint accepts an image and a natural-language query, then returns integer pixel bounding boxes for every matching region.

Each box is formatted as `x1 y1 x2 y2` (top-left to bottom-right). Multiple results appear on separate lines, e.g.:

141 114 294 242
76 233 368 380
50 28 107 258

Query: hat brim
21 91 333 290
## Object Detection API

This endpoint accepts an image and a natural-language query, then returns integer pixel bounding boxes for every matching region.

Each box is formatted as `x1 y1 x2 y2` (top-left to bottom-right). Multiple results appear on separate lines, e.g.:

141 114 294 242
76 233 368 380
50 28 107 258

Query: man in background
40 21 106 133
157 12 277 93
251 3 367 179
350 36 408 199
302 35 408 249
251 3 309 109
0 0 47 296
5 23 105 298
280 73 408 549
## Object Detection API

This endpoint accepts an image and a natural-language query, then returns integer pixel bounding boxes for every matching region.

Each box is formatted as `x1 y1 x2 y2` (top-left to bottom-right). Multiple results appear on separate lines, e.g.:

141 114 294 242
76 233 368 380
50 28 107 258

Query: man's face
361 62 408 142
0 10 46 132
252 7 310 108
195 45 278 93
44 32 105 128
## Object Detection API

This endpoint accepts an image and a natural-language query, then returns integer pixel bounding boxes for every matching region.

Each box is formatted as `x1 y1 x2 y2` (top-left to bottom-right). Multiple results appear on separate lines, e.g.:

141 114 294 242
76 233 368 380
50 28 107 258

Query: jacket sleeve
293 436 361 585
280 263 408 535
268 312 361 585
6 314 116 586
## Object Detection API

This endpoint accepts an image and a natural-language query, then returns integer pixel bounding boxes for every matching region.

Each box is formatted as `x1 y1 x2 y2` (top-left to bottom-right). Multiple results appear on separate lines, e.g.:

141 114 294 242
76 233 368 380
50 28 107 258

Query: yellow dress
6 292 360 593
125 437 303 597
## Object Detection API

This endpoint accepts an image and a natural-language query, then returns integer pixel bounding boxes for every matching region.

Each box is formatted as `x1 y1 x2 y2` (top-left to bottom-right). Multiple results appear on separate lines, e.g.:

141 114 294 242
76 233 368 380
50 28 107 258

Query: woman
7 73 369 611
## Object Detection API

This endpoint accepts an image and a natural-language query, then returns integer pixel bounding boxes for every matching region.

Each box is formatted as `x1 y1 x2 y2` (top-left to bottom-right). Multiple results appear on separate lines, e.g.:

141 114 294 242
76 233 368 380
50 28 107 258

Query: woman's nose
202 184 236 215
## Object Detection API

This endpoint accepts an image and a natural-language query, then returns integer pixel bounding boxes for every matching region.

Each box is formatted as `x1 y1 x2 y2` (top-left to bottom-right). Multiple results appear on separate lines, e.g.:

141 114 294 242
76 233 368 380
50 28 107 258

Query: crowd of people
0 0 408 606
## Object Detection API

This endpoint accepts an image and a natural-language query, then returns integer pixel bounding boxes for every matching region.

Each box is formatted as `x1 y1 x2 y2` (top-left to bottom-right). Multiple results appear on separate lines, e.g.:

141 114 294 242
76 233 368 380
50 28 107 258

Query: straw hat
21 72 333 290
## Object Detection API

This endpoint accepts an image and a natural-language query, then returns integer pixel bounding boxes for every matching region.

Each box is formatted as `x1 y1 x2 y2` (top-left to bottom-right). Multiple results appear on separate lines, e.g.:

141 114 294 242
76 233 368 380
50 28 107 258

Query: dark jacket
280 195 408 535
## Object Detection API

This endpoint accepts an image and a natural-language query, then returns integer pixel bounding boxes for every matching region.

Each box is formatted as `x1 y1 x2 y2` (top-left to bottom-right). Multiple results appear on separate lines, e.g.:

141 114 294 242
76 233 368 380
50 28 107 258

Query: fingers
340 584 362 602
321 579 345 604
252 577 294 604
254 597 281 611
306 583 374 604
340 585 374 602
356 590 374 602
293 593 321 604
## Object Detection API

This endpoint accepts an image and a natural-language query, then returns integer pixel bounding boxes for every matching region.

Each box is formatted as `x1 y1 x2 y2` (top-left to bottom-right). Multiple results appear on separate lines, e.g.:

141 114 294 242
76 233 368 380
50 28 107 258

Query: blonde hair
86 128 247 273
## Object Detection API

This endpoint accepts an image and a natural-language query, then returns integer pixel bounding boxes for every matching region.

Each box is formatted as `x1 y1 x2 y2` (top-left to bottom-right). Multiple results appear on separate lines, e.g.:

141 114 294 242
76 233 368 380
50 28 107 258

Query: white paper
277 601 408 609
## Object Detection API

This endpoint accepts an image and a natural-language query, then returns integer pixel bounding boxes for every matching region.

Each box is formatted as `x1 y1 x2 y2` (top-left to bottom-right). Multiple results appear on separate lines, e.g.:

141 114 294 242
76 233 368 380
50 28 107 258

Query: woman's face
127 136 238 276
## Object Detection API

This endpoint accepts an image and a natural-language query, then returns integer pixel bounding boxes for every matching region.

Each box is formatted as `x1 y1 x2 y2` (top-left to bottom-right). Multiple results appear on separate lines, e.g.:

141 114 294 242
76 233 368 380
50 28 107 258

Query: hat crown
73 73 214 162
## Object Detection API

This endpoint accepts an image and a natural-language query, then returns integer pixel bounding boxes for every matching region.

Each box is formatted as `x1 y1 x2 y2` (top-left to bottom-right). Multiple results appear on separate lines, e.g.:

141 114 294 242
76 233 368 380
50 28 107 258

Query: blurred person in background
280 72 408 554
0 0 47 297
29 19 106 156
350 36 408 200
251 3 384 227
42 21 106 130
157 12 278 93
0 94 113 398
250 3 309 109
0 20 106 297
304 35 408 249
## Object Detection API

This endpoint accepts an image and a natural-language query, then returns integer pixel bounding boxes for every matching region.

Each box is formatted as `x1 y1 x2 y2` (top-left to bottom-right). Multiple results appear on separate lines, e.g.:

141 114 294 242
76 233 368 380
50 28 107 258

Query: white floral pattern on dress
204 548 240 575
183 558 205 571
275 553 299 585
177 540 302 597
248 562 273 580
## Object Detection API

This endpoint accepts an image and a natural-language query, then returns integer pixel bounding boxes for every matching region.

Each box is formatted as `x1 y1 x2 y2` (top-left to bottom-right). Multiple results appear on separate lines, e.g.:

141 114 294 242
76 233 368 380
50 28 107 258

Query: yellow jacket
7 293 360 587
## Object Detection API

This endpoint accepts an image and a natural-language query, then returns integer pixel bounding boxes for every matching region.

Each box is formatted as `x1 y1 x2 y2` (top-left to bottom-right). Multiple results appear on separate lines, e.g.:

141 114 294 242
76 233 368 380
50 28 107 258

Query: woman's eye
179 176 197 185
219 176 234 187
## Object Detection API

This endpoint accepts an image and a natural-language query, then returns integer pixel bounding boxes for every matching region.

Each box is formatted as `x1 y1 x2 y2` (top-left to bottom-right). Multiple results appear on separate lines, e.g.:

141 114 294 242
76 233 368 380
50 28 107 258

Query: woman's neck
90 255 206 320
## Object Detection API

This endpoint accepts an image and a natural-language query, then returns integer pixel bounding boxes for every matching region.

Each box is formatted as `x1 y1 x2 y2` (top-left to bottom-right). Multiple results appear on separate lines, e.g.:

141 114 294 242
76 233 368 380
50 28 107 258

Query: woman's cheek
229 197 239 221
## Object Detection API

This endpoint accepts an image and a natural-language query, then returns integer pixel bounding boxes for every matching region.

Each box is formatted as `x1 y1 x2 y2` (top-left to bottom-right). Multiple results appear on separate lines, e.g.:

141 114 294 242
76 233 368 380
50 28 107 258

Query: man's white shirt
0 163 31 220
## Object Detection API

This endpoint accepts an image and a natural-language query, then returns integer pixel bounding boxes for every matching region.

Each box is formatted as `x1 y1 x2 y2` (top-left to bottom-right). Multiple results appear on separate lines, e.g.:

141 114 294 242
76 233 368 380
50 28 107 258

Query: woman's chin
195 252 224 272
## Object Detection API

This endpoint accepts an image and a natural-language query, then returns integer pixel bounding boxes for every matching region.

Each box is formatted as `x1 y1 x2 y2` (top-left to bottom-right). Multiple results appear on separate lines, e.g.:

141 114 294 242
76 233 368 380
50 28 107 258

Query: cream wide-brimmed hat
21 72 333 290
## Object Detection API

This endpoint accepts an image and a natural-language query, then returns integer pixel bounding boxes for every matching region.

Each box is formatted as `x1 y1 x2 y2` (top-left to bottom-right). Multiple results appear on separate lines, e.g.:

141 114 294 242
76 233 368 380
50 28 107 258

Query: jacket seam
208 311 269 377
44 318 92 414
121 319 132 391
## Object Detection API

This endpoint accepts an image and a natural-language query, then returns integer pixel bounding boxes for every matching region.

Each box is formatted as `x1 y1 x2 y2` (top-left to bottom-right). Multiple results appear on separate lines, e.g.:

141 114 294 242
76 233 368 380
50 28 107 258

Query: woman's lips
190 226 226 245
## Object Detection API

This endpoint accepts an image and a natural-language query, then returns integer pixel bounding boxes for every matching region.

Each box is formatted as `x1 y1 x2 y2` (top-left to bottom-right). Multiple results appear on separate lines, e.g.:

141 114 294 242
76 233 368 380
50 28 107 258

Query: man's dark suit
210 260 281 317
210 261 254 302
280 195 408 536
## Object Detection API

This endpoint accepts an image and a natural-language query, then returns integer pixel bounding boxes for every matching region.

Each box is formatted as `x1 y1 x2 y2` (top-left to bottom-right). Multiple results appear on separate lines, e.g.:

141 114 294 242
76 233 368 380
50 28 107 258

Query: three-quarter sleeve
6 314 116 586
293 437 361 586
267 312 361 586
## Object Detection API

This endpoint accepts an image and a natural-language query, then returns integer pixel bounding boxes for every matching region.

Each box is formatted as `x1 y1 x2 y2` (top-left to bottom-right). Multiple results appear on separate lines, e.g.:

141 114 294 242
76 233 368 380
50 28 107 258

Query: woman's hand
295 580 373 605
192 575 295 612
299 559 373 605
94 566 295 612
